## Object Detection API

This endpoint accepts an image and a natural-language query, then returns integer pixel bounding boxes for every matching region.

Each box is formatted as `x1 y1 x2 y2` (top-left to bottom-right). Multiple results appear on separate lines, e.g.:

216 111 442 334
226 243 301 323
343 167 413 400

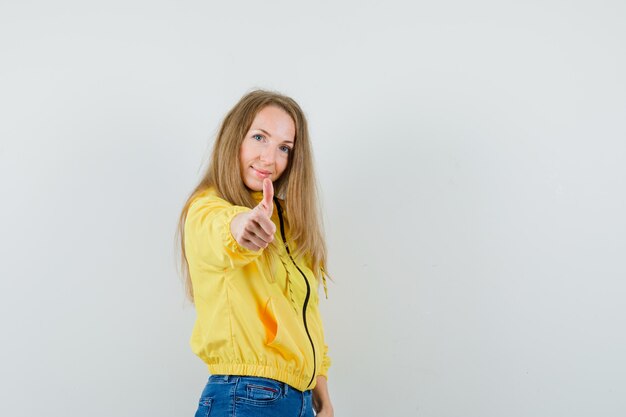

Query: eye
252 134 264 141
280 145 292 154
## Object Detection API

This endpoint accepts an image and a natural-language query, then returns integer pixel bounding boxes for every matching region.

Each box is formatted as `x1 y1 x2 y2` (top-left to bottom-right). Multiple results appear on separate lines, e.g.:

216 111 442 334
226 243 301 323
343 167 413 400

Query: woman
177 90 334 417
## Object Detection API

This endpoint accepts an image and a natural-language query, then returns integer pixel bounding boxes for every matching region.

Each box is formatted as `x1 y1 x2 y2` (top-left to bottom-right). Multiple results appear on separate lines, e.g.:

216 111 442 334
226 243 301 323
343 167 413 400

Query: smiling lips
252 167 272 179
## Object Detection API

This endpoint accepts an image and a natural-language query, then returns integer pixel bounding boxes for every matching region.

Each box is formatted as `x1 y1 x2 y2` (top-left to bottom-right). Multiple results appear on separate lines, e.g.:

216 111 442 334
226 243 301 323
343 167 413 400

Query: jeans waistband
208 374 312 395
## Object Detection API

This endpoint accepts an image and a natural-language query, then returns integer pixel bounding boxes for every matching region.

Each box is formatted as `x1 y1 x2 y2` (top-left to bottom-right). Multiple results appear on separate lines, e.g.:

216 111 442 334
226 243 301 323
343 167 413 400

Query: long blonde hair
175 89 327 303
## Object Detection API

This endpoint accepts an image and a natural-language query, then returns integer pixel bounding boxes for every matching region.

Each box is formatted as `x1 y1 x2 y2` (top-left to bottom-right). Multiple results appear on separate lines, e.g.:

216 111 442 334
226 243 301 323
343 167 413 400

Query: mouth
251 167 272 179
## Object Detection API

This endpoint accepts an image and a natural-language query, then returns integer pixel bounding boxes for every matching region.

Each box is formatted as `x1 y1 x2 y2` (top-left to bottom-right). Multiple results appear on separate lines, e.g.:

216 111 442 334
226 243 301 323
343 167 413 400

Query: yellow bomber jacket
184 187 331 391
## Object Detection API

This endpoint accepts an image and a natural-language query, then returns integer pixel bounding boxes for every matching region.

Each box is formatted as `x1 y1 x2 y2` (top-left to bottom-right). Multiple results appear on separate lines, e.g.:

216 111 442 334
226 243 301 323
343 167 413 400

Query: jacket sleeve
184 192 262 270
312 279 332 379
319 343 332 378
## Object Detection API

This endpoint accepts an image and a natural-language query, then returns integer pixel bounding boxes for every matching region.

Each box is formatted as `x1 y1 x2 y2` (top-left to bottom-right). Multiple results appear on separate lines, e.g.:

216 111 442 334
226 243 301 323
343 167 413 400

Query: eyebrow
253 128 294 144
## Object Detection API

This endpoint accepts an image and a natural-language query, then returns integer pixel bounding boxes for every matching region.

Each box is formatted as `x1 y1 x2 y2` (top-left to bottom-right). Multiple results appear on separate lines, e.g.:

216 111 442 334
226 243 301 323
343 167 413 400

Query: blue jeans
194 375 314 417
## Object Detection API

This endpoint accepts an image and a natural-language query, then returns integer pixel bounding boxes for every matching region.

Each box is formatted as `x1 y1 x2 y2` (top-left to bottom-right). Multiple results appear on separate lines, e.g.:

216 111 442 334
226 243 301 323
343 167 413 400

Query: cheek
277 156 289 175
239 143 254 164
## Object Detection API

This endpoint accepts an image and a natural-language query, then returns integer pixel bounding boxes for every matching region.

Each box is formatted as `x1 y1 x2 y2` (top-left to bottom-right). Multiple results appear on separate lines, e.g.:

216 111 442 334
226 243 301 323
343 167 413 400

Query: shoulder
187 187 236 217
190 187 227 205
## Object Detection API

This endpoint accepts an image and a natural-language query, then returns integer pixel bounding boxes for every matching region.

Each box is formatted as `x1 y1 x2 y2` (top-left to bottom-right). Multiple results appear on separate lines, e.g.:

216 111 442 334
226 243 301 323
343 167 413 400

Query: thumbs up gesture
230 178 277 251
257 177 274 219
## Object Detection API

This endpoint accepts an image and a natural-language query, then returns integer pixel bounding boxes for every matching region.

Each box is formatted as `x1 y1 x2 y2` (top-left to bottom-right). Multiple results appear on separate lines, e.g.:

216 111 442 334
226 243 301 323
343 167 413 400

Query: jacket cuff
221 206 262 261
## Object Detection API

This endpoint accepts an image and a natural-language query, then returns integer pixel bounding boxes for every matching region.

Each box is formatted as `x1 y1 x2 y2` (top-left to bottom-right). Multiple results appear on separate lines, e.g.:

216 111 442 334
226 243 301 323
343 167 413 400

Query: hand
230 178 276 251
314 407 334 417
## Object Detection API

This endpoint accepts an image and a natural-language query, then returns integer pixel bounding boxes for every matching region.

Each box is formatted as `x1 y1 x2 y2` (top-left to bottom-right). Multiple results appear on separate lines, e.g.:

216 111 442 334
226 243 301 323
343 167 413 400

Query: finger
244 218 274 242
254 213 276 237
243 232 268 249
261 178 274 216
241 238 261 252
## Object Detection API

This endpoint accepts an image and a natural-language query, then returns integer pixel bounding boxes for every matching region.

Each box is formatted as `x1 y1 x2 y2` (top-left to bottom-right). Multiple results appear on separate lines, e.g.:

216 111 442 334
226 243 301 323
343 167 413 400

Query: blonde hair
175 89 328 303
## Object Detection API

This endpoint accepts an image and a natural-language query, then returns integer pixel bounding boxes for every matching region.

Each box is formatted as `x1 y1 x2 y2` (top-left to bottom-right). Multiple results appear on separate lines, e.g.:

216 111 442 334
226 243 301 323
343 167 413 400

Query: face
239 105 296 191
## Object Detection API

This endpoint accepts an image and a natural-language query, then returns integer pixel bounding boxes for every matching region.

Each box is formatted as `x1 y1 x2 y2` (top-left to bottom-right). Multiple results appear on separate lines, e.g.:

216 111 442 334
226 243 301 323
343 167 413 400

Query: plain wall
1 1 625 416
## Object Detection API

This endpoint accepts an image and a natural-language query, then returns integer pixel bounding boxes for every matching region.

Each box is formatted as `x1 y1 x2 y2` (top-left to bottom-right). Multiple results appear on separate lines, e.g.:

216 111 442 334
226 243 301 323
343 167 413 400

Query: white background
1 1 625 416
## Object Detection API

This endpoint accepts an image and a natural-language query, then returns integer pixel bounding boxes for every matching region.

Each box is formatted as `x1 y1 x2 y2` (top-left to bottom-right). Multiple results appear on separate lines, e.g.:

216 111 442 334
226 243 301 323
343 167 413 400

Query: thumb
261 178 274 216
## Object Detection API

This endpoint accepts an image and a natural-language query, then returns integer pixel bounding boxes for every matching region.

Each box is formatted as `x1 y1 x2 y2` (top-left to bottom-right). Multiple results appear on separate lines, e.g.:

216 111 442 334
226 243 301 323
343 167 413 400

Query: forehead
250 105 296 141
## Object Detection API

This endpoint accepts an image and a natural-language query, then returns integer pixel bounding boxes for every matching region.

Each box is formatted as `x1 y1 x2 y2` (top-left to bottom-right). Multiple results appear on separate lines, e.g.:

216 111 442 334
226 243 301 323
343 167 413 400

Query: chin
244 178 263 191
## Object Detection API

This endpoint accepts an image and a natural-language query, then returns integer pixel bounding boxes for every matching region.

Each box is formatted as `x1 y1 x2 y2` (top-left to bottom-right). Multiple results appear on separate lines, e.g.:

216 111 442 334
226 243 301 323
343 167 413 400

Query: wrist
313 397 333 412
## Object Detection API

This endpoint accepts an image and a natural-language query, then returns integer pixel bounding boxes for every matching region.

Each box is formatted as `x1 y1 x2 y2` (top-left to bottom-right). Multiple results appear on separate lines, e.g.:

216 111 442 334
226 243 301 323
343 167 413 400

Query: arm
312 276 333 415
184 180 276 270
184 193 262 270
314 333 333 415
312 375 334 416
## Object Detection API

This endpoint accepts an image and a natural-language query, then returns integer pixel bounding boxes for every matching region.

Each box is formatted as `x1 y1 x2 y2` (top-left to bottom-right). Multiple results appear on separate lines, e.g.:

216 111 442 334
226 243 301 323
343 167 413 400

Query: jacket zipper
274 198 317 390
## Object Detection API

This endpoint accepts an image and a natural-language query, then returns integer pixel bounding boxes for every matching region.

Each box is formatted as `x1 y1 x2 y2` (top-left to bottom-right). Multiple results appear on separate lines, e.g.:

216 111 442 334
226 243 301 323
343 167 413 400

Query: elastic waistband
207 363 315 392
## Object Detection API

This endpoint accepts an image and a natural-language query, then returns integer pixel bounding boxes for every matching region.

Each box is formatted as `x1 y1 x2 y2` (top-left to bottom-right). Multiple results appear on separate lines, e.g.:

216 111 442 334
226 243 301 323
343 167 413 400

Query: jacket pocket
261 297 302 363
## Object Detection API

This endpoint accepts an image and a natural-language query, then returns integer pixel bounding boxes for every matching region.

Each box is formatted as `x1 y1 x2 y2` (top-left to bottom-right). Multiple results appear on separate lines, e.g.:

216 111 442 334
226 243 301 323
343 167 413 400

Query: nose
259 146 277 165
